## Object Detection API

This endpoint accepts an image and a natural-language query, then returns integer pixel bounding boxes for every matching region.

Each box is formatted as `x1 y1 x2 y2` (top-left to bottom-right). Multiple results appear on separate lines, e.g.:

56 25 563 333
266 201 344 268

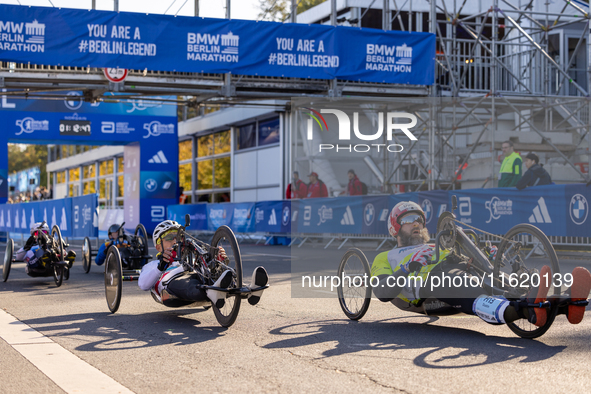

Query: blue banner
207 202 255 233
0 195 99 237
0 5 435 85
254 200 292 233
70 194 98 237
167 203 208 231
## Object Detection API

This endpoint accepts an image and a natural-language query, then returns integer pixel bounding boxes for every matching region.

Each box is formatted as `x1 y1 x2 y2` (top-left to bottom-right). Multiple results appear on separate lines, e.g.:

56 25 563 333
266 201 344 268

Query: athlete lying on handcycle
138 220 269 309
371 201 591 329
15 222 76 276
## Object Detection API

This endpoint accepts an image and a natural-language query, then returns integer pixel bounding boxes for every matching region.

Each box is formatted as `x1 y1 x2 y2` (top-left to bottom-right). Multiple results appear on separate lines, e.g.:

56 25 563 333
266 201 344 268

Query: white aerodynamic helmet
30 222 49 235
152 220 181 246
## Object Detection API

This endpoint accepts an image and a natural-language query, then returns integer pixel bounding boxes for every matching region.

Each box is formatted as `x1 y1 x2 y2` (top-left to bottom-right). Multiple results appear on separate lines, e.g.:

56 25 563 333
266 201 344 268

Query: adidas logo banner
528 197 552 224
341 205 355 225
148 150 168 164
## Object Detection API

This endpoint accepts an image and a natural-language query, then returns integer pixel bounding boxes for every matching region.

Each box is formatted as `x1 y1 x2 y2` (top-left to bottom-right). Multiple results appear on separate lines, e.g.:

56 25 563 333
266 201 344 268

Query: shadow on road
263 316 567 368
20 309 226 352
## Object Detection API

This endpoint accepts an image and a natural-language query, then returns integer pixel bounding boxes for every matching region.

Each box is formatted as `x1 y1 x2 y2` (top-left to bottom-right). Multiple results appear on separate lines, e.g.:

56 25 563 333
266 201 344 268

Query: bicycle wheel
3 238 13 282
53 264 64 287
64 265 70 281
210 226 242 328
104 246 123 313
337 248 371 320
82 237 92 273
134 223 149 266
493 224 560 339
51 226 64 262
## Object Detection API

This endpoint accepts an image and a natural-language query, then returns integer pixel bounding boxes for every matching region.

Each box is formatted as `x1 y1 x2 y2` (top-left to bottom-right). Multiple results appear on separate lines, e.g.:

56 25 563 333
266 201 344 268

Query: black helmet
108 224 121 234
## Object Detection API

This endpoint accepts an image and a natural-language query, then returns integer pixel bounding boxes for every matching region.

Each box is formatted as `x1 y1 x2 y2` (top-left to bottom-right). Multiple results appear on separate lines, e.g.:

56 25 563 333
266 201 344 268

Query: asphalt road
1 241 590 393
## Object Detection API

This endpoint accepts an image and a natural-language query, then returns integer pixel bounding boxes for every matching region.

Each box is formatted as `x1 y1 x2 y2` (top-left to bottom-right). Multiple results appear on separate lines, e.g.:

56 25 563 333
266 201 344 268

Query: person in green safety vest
498 140 522 187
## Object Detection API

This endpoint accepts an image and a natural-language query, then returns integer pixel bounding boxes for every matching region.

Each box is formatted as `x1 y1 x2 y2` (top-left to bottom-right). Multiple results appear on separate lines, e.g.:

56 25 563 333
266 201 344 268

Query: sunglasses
398 214 424 226
34 230 49 236
160 231 178 243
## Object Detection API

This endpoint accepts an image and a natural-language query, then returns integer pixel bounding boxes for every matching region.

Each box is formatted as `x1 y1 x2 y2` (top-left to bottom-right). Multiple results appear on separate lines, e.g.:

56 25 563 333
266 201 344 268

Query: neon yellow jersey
370 244 450 304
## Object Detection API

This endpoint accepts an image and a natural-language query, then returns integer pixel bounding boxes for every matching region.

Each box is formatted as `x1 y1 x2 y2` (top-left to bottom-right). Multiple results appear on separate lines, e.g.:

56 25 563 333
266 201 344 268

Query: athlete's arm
138 260 162 291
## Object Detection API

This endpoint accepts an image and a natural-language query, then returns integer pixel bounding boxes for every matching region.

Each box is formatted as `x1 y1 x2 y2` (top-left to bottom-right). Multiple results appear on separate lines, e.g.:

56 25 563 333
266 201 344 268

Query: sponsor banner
418 190 449 234
254 200 292 233
140 171 177 199
207 202 255 233
71 194 98 237
167 203 208 231
565 184 591 237
296 196 364 234
0 196 100 237
140 198 173 228
0 4 435 85
360 195 390 235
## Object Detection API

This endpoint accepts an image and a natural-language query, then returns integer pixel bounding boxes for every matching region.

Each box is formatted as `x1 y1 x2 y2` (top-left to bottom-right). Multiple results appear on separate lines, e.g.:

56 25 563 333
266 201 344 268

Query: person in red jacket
286 171 307 199
306 172 329 198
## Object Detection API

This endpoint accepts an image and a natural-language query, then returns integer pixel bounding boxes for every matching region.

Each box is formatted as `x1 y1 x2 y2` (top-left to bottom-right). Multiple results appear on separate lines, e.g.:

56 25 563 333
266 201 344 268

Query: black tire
53 265 64 287
134 224 149 266
337 248 372 320
82 237 92 274
64 265 70 281
493 224 560 339
51 226 64 263
3 238 13 282
210 226 242 328
104 246 123 313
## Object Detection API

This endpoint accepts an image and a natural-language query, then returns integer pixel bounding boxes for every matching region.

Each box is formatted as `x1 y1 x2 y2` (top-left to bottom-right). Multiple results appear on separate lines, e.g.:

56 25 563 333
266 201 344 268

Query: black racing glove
157 254 168 271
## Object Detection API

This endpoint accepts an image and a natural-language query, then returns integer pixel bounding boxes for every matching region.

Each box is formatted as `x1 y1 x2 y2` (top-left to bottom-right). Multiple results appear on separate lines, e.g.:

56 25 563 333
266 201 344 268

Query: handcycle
336 196 588 339
3 222 71 287
103 214 269 327
81 222 151 273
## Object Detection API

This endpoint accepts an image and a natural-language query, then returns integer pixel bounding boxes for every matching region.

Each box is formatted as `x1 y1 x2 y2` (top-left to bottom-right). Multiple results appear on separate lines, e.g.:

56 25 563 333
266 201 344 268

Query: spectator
341 169 363 196
46 185 53 200
286 171 307 199
516 153 552 190
306 172 328 198
39 186 47 200
179 186 187 204
498 140 522 187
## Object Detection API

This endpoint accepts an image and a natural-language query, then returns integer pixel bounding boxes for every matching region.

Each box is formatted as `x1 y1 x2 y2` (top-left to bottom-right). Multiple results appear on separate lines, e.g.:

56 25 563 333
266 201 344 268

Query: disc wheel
51 226 65 287
337 248 372 320
211 226 243 328
3 238 13 282
82 237 92 273
134 224 149 266
104 246 123 313
436 212 457 250
493 224 560 339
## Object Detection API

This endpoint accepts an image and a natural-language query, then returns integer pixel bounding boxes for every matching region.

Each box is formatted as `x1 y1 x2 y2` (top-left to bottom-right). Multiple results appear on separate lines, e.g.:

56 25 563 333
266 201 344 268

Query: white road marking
0 309 134 394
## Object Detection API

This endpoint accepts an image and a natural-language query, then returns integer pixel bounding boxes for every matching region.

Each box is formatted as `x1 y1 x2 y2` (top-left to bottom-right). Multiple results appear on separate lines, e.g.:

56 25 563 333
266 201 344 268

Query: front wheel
82 237 92 273
104 246 123 313
53 264 64 287
3 238 14 282
493 223 560 339
211 226 242 328
337 248 372 320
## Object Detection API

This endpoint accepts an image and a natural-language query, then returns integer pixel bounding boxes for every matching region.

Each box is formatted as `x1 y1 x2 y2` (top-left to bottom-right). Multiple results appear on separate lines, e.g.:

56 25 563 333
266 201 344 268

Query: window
198 135 214 157
214 130 231 154
179 163 192 191
117 157 124 173
117 175 124 198
99 178 107 199
83 181 96 195
236 123 256 150
259 118 280 146
197 159 213 189
56 171 66 184
83 164 94 179
214 157 231 188
236 117 280 150
179 140 192 161
99 160 113 176
69 168 80 182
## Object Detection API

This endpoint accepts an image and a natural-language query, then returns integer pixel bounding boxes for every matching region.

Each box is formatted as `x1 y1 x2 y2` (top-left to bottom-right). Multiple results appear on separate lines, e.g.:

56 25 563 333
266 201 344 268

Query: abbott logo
101 121 115 133
151 206 165 222
305 108 417 154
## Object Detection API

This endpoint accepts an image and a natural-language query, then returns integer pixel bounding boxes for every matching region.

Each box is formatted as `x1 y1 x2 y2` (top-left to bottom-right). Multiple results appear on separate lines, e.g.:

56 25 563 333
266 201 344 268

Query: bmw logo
364 203 375 226
421 199 433 224
569 194 588 225
144 178 158 192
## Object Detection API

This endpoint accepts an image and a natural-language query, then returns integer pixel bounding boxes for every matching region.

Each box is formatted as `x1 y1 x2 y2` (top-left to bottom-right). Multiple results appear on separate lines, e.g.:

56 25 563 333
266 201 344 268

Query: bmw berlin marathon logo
421 200 433 224
570 194 588 225
364 203 375 226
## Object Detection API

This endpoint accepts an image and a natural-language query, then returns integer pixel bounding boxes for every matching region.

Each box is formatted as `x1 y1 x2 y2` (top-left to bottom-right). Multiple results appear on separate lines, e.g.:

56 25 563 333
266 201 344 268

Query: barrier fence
168 184 591 239
0 184 589 245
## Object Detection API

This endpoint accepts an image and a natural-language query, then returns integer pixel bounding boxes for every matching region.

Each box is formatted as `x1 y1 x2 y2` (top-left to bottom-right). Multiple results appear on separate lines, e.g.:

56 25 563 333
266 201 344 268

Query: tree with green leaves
257 0 326 22
8 144 48 186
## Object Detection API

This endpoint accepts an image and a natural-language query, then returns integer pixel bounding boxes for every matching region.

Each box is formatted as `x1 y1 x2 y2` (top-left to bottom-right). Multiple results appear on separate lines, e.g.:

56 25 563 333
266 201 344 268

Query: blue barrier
167 184 591 238
0 195 98 237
